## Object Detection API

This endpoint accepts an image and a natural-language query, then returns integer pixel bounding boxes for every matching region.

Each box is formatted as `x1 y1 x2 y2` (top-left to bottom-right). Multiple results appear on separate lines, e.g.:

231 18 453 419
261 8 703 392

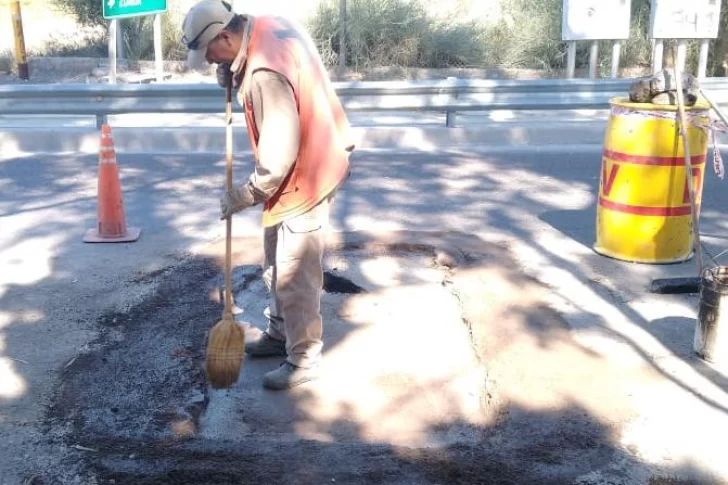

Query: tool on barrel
649 54 712 295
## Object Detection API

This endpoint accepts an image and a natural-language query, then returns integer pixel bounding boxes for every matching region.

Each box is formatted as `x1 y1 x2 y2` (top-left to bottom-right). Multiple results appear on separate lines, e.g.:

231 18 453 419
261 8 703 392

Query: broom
650 51 704 295
205 76 246 388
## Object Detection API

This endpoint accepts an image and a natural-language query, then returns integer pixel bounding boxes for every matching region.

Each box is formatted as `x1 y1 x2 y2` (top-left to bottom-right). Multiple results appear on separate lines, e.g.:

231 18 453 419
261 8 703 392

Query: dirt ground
21 230 698 485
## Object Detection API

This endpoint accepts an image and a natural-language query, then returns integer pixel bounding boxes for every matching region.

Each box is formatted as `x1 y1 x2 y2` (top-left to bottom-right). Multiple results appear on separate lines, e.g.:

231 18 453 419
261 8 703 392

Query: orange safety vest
240 16 353 228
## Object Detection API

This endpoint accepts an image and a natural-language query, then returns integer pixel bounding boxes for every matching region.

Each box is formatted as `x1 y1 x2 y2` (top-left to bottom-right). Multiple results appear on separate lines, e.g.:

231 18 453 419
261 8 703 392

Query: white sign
650 0 722 39
562 0 631 41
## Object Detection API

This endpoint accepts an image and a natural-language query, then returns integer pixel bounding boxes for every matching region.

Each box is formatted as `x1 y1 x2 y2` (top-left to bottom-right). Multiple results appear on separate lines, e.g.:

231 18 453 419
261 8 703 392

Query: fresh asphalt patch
32 232 673 485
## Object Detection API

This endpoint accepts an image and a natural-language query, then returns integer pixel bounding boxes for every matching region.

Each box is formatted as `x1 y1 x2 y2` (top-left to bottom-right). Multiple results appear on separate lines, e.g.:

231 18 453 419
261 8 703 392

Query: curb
0 124 608 157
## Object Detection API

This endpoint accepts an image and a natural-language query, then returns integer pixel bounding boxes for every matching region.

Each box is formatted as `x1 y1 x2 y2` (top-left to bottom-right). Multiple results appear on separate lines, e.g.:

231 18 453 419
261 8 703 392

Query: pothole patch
200 244 489 449
42 231 632 485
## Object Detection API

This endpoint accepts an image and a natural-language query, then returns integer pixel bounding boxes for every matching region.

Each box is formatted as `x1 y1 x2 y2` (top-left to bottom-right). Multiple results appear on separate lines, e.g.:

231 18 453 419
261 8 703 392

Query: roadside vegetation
4 0 724 76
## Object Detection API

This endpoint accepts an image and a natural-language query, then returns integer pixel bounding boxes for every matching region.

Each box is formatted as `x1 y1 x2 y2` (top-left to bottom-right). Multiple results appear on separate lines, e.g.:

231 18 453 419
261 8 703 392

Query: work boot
245 332 286 358
263 362 319 390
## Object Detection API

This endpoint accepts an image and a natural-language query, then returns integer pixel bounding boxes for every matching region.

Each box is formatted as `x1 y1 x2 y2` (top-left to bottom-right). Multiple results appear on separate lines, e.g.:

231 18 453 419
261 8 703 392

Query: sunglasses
182 21 225 50
182 1 233 50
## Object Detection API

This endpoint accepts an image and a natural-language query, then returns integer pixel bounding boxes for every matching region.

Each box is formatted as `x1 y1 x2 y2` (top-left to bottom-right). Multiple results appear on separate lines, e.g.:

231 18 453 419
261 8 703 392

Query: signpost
562 0 632 79
650 0 722 77
102 0 168 84
103 0 167 19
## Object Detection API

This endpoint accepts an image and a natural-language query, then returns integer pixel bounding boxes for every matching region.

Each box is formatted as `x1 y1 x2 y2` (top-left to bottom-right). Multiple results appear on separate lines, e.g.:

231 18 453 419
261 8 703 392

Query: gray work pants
262 196 331 368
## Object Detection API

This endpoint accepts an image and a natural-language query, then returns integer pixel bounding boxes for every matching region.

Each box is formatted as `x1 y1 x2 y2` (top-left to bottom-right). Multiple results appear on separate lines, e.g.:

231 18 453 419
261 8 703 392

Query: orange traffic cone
83 124 141 243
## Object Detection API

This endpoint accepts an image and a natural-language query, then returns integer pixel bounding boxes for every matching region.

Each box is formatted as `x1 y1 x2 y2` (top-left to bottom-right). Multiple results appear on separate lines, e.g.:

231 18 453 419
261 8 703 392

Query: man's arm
220 69 299 219
236 69 300 205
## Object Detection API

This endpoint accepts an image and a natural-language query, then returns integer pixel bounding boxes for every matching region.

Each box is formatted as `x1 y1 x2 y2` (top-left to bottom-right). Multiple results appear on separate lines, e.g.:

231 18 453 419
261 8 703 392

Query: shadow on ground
2 147 728 484
39 232 724 484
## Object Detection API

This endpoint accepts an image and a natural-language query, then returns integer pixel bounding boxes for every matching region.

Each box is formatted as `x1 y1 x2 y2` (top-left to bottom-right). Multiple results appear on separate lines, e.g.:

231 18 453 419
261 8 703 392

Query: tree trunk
710 0 728 76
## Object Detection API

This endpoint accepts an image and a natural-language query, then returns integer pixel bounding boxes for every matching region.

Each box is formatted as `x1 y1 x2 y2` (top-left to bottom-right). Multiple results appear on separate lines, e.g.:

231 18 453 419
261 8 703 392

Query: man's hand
216 63 232 89
220 183 255 220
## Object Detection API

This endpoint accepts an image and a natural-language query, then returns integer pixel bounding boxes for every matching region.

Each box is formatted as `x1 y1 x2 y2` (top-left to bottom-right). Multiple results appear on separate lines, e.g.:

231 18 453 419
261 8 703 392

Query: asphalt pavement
2 146 728 483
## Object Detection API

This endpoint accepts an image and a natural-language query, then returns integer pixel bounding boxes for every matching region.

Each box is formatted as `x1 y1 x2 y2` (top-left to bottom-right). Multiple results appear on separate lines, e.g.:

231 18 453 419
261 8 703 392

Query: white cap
182 0 236 70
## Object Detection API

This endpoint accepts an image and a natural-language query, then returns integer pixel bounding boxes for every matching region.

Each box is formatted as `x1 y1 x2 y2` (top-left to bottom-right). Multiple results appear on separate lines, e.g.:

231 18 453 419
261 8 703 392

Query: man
182 0 354 390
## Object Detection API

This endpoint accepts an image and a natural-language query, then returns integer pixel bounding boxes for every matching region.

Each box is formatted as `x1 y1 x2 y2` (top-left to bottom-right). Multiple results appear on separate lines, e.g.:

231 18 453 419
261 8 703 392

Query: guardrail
2 77 728 128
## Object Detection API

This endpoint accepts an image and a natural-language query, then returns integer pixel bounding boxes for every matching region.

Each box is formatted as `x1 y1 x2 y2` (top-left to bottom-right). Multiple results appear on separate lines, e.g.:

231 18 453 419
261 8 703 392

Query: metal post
10 0 29 80
96 115 108 130
611 41 622 79
108 20 118 84
338 0 346 76
445 77 458 128
117 19 125 61
698 39 710 79
653 39 664 73
566 41 576 79
588 41 599 79
676 39 688 75
154 14 164 82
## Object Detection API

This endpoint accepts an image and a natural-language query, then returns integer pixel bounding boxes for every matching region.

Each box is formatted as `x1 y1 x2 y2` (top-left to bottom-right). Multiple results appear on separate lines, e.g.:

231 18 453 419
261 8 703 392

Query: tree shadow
40 237 725 483
25 225 722 483
531 148 728 402
3 144 728 484
26 243 597 483
0 149 263 482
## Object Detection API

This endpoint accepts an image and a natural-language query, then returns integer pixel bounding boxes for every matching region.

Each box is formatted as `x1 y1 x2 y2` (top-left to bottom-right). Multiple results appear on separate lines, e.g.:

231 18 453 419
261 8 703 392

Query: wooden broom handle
224 78 234 316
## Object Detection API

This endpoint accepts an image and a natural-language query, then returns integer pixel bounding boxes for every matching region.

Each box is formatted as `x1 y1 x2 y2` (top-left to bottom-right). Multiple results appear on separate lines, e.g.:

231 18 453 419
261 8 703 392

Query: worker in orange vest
182 0 354 390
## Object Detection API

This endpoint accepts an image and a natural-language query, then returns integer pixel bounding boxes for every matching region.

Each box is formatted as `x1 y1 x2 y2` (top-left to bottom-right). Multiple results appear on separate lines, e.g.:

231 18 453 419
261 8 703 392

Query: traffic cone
83 124 141 243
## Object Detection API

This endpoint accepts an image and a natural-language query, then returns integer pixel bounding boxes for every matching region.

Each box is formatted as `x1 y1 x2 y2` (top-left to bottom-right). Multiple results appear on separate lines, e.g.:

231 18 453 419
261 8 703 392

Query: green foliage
307 0 728 76
308 0 571 72
119 12 185 61
53 0 105 28
0 49 12 74
488 0 564 70
708 0 728 75
51 0 184 61
49 0 728 75
620 0 653 69
308 0 488 69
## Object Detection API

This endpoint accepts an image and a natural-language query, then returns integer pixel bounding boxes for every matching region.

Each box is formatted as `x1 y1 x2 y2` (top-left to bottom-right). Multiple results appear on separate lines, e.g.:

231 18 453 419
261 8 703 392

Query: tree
54 0 105 28
710 0 728 75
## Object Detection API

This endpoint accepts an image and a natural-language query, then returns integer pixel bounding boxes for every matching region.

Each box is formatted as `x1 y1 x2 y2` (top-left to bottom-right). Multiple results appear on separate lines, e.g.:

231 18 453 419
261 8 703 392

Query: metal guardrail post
446 77 458 128
97 115 108 129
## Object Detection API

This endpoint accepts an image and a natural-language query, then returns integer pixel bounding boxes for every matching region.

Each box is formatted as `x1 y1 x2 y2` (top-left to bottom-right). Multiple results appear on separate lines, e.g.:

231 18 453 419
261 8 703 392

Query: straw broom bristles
205 311 245 388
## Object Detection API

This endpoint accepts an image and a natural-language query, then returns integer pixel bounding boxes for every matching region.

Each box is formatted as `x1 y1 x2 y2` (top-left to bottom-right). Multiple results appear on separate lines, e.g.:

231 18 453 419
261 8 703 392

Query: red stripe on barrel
598 197 695 217
603 149 706 166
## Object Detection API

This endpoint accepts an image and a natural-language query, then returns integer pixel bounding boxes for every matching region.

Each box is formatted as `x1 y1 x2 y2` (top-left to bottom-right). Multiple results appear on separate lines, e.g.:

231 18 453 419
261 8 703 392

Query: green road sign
103 0 167 19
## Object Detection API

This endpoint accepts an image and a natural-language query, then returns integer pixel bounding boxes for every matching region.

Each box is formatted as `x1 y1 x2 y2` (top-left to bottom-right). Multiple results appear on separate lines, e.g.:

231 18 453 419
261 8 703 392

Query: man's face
204 30 240 65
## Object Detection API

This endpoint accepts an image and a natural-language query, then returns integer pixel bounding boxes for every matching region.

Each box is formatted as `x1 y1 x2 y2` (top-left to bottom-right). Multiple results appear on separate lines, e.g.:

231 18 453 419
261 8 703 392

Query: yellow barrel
594 97 710 264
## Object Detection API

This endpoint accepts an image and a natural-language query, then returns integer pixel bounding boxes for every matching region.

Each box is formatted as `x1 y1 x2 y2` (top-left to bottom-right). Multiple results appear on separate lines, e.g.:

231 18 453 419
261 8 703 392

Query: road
2 146 728 484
